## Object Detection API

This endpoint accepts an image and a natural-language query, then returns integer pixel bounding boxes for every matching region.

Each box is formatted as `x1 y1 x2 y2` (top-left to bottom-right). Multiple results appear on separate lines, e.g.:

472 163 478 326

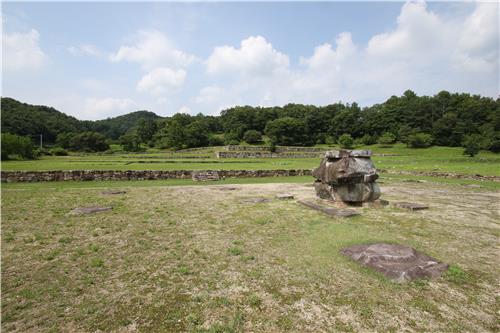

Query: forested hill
1 91 499 152
1 97 86 143
0 97 162 142
92 111 161 140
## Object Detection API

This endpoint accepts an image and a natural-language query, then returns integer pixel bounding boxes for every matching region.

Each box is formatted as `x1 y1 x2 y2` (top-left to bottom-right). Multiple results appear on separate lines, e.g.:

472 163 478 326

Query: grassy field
2 144 500 177
2 179 499 332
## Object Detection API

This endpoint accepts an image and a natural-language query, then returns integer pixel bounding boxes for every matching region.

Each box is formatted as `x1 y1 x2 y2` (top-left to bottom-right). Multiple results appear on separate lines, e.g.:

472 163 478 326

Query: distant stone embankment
1 169 312 182
1 169 498 183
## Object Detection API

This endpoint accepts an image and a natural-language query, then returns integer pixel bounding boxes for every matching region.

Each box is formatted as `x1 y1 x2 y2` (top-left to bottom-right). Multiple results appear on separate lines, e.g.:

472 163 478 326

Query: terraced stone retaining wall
216 151 322 158
1 169 313 183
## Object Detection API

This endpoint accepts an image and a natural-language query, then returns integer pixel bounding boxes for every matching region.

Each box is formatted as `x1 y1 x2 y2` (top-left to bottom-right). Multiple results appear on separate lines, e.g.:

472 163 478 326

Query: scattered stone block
298 200 359 217
101 190 127 195
218 187 237 191
69 206 112 215
341 243 448 283
365 199 390 208
393 202 429 211
242 197 271 204
192 171 220 181
276 193 294 200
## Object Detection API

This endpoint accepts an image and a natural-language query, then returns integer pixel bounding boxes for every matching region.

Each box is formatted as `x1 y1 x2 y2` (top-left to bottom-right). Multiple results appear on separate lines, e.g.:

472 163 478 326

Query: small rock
242 198 271 204
101 190 127 195
69 206 112 215
276 193 294 200
464 184 481 188
298 200 359 217
218 187 237 191
393 202 429 211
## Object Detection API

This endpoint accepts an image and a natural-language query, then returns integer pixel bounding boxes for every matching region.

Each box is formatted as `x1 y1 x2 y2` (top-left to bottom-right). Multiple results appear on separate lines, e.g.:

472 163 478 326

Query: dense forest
1 90 499 158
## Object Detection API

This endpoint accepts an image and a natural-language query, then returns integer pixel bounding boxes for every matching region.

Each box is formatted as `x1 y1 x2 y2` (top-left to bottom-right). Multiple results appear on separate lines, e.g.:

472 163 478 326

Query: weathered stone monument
312 150 381 203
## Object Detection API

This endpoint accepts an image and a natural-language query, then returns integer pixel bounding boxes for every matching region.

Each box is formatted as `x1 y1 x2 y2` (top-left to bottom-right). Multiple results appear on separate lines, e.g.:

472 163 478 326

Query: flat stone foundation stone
341 243 448 282
393 202 429 211
298 200 359 217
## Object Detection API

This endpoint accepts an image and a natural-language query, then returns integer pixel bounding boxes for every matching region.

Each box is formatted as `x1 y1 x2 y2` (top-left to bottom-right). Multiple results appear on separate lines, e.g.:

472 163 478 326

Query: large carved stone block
313 149 380 203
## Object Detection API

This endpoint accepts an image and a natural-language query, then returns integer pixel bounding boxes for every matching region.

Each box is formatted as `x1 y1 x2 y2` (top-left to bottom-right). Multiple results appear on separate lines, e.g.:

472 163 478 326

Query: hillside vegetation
1 90 499 158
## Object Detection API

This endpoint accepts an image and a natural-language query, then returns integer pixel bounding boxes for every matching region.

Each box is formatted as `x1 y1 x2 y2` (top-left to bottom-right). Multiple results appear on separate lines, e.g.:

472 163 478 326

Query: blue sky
2 1 498 120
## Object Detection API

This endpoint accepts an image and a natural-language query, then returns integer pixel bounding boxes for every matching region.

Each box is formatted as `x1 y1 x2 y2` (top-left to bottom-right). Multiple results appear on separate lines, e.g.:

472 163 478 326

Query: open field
2 178 499 332
2 145 500 177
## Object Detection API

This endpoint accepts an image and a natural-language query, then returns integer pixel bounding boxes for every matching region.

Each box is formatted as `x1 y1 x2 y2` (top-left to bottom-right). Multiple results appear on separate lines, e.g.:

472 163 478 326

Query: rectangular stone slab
298 200 359 217
276 194 294 200
393 202 429 211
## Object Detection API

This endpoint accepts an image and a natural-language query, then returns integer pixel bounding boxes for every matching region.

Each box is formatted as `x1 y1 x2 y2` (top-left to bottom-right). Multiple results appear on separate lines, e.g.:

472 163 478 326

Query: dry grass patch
1 181 499 332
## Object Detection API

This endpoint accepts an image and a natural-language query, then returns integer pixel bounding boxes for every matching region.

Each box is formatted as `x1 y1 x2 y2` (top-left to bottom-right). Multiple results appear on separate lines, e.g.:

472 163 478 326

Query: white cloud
206 35 290 76
84 97 135 119
3 29 45 71
177 105 191 114
194 85 225 104
136 67 186 95
68 44 102 57
199 1 498 113
109 30 196 70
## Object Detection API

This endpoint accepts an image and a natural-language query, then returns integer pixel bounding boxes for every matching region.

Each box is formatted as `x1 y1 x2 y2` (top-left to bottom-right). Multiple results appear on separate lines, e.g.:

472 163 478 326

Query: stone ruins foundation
312 149 381 203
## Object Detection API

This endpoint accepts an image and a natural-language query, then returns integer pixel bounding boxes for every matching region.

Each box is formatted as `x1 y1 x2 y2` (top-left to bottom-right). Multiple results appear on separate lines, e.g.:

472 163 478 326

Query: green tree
243 130 262 144
462 134 482 157
1 133 35 160
407 133 433 148
378 132 397 146
264 117 311 146
69 132 109 152
136 118 157 144
120 132 143 152
338 134 354 149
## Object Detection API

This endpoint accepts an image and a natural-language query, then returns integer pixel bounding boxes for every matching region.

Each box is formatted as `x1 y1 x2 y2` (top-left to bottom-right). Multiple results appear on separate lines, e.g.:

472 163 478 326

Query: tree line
1 90 499 159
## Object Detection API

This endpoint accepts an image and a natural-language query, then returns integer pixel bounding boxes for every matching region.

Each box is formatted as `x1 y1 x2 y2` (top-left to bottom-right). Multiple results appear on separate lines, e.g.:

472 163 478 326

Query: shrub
338 134 354 149
208 135 224 147
360 134 377 145
119 133 144 152
325 136 335 145
1 133 34 160
378 132 397 146
408 133 433 148
50 147 68 156
462 134 481 157
243 130 262 144
488 140 500 153
224 132 241 145
69 131 109 152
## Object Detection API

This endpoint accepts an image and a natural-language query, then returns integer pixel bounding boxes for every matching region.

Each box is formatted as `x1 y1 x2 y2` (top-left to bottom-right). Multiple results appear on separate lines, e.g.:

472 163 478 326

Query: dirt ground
1 180 499 332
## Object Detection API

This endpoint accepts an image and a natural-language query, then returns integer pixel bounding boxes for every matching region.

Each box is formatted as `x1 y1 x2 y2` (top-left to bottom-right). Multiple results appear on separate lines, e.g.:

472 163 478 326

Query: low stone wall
225 145 327 153
379 169 500 182
1 169 313 183
216 151 322 158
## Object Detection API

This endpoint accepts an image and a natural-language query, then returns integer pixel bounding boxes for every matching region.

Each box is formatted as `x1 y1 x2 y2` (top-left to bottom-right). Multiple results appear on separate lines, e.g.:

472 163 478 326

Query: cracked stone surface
341 243 448 282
